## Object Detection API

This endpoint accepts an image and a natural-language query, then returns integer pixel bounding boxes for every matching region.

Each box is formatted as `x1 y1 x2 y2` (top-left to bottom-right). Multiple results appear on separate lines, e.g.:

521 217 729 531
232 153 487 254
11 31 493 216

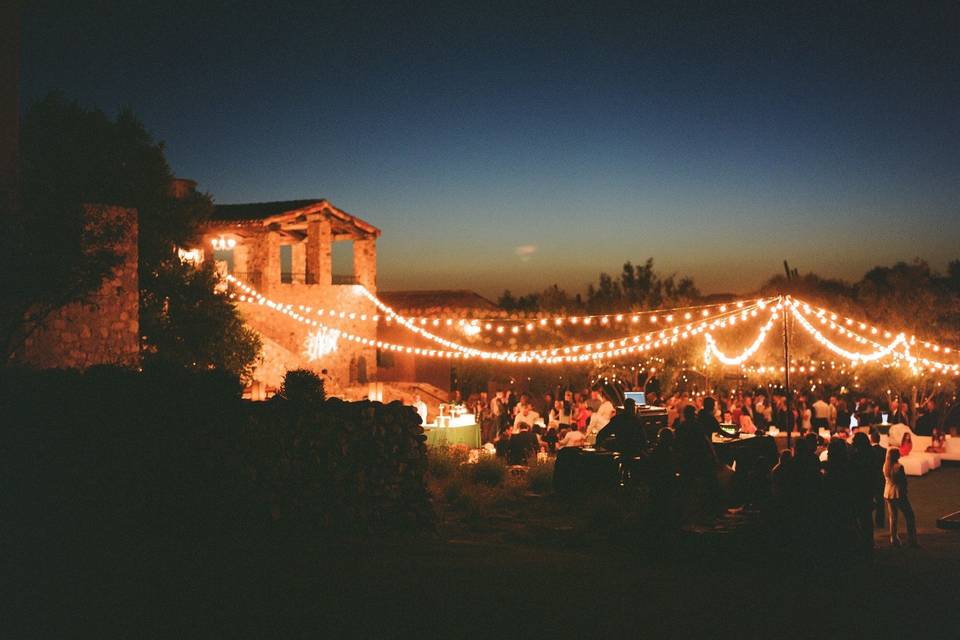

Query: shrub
428 447 463 481
527 460 554 494
443 477 465 503
471 457 506 487
279 368 325 403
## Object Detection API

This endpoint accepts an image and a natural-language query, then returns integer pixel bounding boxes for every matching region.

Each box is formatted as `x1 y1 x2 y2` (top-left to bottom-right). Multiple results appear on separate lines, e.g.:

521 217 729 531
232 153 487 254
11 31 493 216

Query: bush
279 368 325 403
443 477 466 503
471 457 506 487
527 460 554 494
427 446 465 481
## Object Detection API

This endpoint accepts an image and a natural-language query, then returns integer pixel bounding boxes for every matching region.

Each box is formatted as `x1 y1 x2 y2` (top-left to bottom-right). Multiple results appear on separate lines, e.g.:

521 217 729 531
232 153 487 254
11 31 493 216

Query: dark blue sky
22 1 960 296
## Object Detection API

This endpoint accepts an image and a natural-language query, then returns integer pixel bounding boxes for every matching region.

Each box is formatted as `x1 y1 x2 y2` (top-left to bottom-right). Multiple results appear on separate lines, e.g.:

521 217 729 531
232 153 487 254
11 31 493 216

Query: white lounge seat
900 454 931 476
940 435 960 462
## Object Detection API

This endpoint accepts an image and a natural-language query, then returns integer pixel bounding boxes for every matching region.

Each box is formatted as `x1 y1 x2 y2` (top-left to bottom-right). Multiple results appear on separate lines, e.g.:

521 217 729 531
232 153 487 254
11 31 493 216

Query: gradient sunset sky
22 1 960 297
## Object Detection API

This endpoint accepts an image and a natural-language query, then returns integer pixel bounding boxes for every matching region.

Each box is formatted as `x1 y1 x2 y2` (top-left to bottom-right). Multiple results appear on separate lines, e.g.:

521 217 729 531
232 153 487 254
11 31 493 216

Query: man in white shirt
812 396 831 431
513 402 541 431
556 427 586 449
413 394 428 425
595 396 616 430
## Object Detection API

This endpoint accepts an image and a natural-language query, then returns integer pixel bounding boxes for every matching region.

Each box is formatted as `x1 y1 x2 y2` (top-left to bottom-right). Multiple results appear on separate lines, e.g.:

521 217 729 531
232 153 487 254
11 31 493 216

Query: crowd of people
460 383 941 551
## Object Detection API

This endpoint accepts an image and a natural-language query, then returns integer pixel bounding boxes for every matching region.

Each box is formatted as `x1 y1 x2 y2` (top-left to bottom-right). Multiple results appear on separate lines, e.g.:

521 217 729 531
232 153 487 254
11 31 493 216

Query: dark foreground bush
427 445 468 480
527 460 554 493
1 365 432 561
471 456 507 486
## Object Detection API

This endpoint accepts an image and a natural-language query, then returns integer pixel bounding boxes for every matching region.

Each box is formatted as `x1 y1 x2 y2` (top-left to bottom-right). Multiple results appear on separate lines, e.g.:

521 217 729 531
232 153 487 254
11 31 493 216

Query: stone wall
16 205 139 369
237 282 377 389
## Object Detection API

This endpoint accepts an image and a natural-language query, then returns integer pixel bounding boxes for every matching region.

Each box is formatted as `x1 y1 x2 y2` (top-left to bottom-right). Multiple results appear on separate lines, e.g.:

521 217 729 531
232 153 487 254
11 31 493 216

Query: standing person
698 397 721 435
587 389 603 413
870 429 887 528
828 395 839 431
889 399 909 426
915 399 937 436
883 448 918 548
591 390 616 433
836 399 852 431
812 395 831 431
596 398 646 455
851 433 878 556
412 393 428 425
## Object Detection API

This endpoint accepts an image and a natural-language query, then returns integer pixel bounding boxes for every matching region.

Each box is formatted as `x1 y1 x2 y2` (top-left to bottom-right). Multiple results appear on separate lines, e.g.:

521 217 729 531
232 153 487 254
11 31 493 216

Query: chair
900 455 931 477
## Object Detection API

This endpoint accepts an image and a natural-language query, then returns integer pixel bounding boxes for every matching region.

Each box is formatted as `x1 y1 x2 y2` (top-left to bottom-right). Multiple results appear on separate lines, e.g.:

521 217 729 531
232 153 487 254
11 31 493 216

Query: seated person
739 410 757 434
887 422 911 448
596 398 647 454
513 402 542 431
899 431 913 457
507 422 540 465
556 425 586 449
926 427 946 453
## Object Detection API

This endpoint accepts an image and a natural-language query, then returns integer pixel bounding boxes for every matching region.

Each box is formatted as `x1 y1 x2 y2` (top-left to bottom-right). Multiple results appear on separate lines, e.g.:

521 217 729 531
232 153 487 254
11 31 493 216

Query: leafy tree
140 259 261 380
4 93 260 378
278 368 326 404
0 95 134 361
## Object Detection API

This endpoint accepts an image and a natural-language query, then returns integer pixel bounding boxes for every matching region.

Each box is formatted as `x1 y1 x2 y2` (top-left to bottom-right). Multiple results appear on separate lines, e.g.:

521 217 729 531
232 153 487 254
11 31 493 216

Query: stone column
305 218 332 285
291 241 306 283
353 236 377 291
251 230 281 293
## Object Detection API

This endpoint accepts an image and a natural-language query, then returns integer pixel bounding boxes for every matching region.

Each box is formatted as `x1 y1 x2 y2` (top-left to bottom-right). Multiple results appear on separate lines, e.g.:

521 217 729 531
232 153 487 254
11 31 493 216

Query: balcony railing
227 271 359 285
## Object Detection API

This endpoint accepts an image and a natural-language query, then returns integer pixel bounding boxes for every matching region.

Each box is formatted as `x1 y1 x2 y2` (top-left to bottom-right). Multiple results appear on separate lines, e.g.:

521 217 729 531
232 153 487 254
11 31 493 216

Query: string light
789 300 907 363
793 296 959 358
704 309 779 365
235 277 767 333
224 276 959 375
225 275 774 365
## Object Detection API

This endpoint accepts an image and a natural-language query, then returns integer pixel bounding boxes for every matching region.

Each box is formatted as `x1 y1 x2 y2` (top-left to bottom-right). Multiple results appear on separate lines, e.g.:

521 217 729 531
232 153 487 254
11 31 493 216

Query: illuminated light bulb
540 318 548 326
496 326 504 334
584 318 592 326
720 305 727 312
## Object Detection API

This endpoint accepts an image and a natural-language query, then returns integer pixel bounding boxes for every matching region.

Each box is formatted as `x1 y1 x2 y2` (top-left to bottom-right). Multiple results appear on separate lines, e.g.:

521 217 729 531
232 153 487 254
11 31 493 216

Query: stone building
14 205 140 369
200 199 380 389
376 290 499 393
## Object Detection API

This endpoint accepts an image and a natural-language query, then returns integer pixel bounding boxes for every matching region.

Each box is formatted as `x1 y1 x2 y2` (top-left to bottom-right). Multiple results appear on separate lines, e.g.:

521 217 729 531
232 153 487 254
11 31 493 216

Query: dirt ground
209 466 960 638
19 467 960 638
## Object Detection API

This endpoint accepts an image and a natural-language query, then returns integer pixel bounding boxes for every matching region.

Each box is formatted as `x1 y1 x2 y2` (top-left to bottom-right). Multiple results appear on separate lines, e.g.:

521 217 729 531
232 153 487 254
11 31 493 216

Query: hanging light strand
225 275 778 365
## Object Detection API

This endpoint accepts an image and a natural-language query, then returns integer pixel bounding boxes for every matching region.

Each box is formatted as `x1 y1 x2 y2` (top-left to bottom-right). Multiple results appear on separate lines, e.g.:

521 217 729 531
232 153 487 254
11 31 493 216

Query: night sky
21 1 960 297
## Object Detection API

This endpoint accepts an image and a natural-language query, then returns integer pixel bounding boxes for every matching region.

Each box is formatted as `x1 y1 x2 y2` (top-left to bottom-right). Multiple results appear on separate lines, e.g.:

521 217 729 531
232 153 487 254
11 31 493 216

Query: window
280 245 293 283
331 240 355 284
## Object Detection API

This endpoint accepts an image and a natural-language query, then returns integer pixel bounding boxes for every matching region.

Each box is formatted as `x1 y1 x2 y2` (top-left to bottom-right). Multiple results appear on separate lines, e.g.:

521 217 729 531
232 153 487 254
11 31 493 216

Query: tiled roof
210 199 324 222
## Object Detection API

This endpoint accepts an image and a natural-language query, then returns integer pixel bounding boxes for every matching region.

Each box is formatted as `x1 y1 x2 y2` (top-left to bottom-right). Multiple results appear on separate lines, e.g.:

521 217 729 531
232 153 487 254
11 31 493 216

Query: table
424 423 481 448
